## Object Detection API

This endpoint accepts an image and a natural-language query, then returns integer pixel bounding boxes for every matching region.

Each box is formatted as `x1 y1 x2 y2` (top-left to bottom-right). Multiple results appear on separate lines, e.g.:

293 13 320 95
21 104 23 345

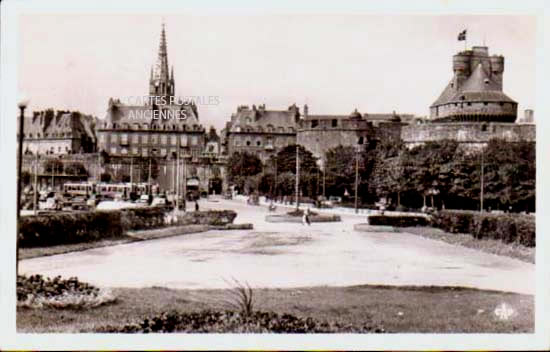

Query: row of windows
233 136 293 147
232 125 295 133
109 146 202 157
99 133 199 146
24 132 72 138
102 122 202 131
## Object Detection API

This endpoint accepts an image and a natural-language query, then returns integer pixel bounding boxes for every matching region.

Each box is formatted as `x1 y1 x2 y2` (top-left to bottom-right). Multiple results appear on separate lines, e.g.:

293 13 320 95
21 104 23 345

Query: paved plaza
20 198 535 294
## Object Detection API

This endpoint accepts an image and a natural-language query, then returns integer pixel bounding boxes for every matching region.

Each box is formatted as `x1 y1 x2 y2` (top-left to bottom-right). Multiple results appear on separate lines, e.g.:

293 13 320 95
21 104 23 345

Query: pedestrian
195 199 199 211
302 207 311 226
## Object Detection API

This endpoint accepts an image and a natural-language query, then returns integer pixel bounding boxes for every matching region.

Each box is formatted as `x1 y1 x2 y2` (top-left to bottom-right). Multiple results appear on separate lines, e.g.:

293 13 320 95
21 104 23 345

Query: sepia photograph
1 0 548 350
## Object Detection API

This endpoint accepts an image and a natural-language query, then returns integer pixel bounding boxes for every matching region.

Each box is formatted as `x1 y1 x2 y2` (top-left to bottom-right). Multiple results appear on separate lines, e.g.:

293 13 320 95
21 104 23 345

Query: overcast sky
18 14 536 130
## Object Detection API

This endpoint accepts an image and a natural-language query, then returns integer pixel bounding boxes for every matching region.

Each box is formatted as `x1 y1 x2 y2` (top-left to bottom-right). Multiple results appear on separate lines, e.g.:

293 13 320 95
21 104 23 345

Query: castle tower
149 23 175 103
430 45 516 123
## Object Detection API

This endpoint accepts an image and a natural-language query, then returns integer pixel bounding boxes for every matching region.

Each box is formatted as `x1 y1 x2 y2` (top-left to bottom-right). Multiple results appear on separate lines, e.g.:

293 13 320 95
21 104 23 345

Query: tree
100 172 112 182
227 152 263 193
274 145 319 197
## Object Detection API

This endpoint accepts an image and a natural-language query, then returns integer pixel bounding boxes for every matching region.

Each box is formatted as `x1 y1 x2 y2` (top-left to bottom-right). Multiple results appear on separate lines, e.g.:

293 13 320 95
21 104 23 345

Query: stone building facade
94 23 226 194
222 104 300 162
297 107 411 163
96 24 205 160
20 109 97 155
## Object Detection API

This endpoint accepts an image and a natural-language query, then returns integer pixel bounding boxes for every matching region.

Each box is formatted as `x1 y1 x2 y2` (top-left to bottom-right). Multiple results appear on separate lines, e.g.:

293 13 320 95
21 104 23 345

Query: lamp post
480 147 485 213
295 145 300 210
17 97 29 275
148 148 157 196
33 153 39 215
354 145 361 214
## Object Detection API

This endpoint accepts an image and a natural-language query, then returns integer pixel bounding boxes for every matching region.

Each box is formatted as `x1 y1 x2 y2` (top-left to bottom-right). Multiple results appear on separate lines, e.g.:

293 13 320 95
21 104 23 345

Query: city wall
401 122 535 147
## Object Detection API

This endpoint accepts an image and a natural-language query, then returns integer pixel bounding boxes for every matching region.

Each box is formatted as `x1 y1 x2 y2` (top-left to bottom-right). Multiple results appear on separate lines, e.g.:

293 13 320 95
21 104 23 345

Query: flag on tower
458 29 467 41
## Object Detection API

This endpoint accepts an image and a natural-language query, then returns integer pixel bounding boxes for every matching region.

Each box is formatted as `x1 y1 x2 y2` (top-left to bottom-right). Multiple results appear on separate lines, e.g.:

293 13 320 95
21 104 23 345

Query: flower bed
432 210 535 247
265 214 341 223
97 310 385 333
367 214 429 227
17 274 116 309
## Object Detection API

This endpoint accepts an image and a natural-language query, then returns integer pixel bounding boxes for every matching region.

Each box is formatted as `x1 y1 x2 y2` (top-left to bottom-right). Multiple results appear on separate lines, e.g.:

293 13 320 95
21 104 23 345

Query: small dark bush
97 310 386 333
433 210 535 247
17 274 99 301
368 215 428 227
286 209 318 217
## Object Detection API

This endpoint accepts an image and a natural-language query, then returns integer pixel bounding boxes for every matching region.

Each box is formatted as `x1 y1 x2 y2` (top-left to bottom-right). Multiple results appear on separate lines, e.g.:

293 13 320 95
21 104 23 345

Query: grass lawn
17 284 533 333
400 226 535 264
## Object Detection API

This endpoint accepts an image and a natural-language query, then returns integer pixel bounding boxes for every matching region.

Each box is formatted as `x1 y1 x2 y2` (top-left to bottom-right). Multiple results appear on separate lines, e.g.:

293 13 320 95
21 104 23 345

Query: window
111 134 118 143
484 102 488 106
358 136 364 145
160 148 167 157
132 147 139 155
142 134 148 143
121 148 128 155
120 134 129 145
191 135 198 146
171 135 177 145
234 139 241 146
132 134 139 143
246 140 251 146
142 149 148 157
256 140 262 146
180 134 188 146
467 102 471 106
151 134 158 144
332 119 338 127
134 123 140 130
208 145 214 152
161 135 167 144
110 147 117 154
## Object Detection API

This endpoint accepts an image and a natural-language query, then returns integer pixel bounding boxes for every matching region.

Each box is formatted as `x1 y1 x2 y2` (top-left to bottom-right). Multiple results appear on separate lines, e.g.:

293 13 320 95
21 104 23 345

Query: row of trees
227 139 536 212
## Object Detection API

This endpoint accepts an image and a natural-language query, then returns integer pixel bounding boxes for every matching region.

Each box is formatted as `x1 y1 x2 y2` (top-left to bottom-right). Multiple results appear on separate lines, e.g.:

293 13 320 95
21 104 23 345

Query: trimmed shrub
19 211 122 248
19 209 237 248
120 207 167 231
178 210 237 226
433 210 535 247
368 215 428 227
97 310 385 333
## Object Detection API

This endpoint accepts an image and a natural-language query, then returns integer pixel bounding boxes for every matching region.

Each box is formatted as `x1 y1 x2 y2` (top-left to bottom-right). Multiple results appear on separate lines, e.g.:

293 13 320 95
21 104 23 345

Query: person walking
302 207 311 226
195 199 199 211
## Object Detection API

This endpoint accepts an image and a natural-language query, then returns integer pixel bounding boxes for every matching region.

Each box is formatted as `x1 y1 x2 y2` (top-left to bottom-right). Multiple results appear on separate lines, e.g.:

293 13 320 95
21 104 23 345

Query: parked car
151 196 167 207
135 194 151 206
86 194 103 207
326 196 342 206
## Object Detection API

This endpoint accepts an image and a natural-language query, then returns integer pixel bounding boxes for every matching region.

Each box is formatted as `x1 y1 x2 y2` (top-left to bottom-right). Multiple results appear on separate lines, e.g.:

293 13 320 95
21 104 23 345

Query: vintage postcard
1 0 548 350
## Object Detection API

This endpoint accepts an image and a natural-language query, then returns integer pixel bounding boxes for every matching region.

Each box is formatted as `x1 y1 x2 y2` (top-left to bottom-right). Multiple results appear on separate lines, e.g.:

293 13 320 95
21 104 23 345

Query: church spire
149 22 175 101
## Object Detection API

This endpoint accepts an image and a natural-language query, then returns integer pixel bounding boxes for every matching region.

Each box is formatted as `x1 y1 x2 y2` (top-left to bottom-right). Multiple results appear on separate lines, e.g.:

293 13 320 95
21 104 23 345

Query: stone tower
149 23 175 102
430 46 516 123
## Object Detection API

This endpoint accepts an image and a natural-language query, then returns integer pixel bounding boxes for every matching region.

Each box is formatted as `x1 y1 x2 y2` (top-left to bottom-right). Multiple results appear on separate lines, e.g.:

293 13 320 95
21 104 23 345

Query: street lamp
354 144 363 214
17 97 29 274
148 148 158 197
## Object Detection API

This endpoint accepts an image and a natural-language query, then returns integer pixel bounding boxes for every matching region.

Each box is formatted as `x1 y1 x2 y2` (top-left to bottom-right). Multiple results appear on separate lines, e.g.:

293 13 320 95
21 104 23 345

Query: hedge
19 211 123 248
368 215 428 227
432 210 535 247
19 209 237 248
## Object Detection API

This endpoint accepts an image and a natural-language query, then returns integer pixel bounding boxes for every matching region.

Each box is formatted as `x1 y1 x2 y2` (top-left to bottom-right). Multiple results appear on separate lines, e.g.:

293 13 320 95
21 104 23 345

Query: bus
63 182 159 200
